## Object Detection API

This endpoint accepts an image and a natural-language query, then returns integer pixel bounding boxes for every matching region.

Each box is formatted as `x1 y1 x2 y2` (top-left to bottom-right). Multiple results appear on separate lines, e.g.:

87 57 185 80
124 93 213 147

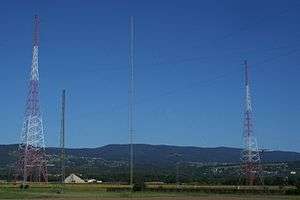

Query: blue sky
1 0 300 151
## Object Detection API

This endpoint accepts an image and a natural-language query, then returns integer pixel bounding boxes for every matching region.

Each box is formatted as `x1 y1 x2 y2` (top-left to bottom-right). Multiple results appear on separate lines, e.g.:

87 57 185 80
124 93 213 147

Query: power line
64 43 300 79
53 5 300 77
134 5 299 70
72 46 300 121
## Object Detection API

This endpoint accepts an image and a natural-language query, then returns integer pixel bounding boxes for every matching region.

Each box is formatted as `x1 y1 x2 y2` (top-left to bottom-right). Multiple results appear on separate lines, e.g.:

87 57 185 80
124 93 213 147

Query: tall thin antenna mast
60 90 66 184
241 60 263 185
129 16 135 186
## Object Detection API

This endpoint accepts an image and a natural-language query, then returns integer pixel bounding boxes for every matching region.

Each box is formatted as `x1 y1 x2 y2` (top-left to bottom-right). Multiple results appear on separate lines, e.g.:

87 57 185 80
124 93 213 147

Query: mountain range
1 144 300 167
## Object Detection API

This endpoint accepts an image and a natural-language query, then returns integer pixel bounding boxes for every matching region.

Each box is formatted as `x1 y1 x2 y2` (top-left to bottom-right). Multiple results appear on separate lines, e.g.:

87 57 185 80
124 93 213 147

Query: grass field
0 183 300 200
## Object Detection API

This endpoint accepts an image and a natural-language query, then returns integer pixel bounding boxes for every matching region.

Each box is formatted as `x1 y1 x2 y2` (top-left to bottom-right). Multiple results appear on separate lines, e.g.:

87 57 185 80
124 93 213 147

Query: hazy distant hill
1 144 300 167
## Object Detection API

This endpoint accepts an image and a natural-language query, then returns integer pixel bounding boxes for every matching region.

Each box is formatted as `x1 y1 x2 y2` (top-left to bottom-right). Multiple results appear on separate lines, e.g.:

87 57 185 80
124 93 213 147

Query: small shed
64 174 85 183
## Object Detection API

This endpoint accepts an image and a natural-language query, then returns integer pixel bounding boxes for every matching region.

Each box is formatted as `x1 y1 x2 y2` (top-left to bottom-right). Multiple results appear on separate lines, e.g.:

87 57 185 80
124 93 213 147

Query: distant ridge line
0 144 300 165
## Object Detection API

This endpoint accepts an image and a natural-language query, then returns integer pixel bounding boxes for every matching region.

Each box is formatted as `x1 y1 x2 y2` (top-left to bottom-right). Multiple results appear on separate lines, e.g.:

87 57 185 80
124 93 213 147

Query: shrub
132 181 146 192
20 184 30 189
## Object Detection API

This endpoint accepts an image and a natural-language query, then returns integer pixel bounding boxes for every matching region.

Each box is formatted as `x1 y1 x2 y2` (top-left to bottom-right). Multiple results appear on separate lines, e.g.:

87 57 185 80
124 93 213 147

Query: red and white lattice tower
241 60 263 185
17 15 48 184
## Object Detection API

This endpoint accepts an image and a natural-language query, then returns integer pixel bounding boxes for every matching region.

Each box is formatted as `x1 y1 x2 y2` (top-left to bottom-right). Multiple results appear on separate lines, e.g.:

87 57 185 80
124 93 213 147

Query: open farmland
1 184 300 200
7 197 300 200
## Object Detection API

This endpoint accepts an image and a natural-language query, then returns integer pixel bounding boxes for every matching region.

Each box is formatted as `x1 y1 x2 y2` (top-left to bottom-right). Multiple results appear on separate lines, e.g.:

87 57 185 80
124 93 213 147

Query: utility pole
129 16 135 187
60 90 66 185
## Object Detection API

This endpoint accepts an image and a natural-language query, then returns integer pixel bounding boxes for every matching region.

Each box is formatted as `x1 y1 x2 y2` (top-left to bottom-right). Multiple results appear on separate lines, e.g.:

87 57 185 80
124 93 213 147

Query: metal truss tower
241 60 263 185
60 90 66 184
18 15 48 184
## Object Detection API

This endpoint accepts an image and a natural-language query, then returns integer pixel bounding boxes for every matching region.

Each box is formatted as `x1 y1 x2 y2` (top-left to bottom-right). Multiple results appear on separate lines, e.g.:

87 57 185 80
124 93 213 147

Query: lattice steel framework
17 15 48 184
60 90 66 184
241 60 263 185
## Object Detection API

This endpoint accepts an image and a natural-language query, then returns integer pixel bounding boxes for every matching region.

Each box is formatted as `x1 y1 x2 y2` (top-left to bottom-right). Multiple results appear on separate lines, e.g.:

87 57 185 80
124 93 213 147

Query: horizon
1 1 300 151
1 142 300 153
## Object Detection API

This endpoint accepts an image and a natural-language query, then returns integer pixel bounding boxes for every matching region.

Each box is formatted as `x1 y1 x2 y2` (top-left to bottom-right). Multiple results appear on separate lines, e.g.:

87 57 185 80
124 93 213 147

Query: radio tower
241 60 263 185
18 15 48 184
129 16 135 187
60 90 66 185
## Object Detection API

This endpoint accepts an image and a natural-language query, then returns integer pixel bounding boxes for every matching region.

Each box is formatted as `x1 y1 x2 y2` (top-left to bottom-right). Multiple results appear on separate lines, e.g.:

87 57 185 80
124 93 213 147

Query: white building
64 174 85 183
